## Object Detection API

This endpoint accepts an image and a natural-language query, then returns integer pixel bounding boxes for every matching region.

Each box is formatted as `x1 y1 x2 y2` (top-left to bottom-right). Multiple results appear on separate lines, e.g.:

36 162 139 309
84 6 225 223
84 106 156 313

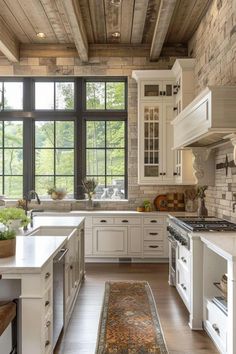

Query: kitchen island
0 216 85 354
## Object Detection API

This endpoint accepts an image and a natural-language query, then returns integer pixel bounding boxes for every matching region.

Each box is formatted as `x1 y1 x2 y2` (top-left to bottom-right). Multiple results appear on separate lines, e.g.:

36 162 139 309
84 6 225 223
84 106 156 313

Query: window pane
0 150 2 175
35 149 54 175
56 149 74 175
35 82 54 110
56 176 74 196
4 149 23 175
107 176 125 199
56 121 74 148
86 149 105 175
4 121 23 147
4 176 23 198
86 82 105 110
0 82 2 111
35 121 54 148
86 121 105 148
107 149 125 175
0 177 2 195
106 121 124 148
35 176 54 197
56 82 74 110
4 82 23 110
106 82 125 110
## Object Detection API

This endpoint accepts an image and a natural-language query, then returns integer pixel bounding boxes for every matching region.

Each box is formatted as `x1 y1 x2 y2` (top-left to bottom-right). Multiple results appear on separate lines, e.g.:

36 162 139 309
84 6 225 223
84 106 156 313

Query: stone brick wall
0 55 190 211
189 0 236 220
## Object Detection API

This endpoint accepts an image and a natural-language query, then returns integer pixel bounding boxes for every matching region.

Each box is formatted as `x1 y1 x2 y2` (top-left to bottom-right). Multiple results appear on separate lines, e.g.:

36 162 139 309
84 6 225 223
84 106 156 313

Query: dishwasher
53 247 68 349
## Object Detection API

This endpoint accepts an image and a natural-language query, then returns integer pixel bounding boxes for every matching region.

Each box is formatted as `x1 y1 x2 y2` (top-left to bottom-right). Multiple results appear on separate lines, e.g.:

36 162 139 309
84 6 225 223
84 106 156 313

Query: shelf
213 282 227 300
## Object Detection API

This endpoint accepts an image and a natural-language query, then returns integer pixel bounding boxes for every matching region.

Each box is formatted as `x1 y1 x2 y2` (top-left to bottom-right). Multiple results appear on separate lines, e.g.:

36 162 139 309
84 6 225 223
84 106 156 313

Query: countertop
0 215 85 273
0 236 67 273
200 233 236 261
70 210 197 216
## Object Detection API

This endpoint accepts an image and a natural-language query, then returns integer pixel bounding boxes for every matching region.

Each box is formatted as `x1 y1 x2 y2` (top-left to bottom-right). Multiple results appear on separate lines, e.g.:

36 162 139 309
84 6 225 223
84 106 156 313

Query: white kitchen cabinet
172 59 196 185
93 226 128 256
138 101 175 184
132 70 175 185
128 226 142 255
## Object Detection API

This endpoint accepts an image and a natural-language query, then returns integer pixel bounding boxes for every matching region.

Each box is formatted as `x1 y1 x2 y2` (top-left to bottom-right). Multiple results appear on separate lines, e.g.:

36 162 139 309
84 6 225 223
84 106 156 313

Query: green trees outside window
0 77 127 199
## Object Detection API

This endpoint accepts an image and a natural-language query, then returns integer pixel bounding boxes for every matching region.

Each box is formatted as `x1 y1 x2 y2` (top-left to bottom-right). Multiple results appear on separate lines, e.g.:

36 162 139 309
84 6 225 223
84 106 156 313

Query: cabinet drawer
143 217 164 225
44 313 53 354
205 299 227 353
143 241 163 253
176 263 190 310
178 245 190 271
144 227 163 241
114 217 141 225
92 217 114 225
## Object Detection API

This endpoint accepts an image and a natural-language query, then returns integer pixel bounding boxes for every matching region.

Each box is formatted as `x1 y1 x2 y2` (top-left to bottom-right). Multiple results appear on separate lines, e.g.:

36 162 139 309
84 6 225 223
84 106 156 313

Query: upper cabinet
133 70 175 185
132 68 196 186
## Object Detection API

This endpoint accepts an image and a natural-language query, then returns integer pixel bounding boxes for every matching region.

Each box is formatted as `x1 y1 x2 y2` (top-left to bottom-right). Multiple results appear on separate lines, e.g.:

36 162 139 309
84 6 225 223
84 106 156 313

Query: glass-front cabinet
141 80 174 101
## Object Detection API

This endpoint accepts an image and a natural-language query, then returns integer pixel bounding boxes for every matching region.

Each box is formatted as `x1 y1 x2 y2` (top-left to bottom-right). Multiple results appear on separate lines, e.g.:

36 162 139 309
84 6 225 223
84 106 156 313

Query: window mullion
23 119 34 196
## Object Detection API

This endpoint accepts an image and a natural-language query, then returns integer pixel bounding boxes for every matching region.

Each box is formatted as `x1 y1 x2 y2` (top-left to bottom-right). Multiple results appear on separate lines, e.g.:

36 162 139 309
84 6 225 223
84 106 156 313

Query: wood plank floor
55 263 218 354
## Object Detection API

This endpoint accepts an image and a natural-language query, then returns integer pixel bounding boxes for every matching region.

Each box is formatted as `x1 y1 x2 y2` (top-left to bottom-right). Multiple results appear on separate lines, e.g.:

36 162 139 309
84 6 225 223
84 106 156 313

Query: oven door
168 234 177 286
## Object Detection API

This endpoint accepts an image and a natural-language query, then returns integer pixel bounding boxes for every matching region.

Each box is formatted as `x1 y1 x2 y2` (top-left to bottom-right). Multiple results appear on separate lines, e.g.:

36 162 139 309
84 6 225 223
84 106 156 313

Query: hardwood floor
55 263 218 354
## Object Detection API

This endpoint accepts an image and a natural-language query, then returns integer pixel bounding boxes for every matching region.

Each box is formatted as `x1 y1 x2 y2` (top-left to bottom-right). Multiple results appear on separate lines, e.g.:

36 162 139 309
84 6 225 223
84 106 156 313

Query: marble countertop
200 233 236 261
70 210 197 216
0 236 67 273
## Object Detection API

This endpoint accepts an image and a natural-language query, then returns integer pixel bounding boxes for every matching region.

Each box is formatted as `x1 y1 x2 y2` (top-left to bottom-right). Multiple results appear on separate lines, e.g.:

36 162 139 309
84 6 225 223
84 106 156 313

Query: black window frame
0 77 128 199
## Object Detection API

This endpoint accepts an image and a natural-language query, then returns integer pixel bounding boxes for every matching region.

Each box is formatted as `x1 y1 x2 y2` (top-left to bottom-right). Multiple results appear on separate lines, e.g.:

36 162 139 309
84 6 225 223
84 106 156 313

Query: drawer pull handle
150 220 157 223
149 232 158 236
70 265 73 270
149 245 159 248
46 321 51 328
45 272 51 279
45 301 50 307
45 340 50 347
212 323 220 335
122 220 129 223
181 283 187 291
100 220 107 223
181 257 187 263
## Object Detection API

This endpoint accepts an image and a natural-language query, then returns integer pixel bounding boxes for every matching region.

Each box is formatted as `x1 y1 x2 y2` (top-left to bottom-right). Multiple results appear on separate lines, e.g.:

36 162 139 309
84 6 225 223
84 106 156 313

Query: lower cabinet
176 243 191 311
93 227 128 256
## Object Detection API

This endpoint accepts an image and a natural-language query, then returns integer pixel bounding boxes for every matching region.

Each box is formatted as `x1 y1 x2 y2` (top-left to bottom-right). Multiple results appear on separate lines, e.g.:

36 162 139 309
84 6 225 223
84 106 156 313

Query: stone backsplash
188 0 236 221
0 55 192 211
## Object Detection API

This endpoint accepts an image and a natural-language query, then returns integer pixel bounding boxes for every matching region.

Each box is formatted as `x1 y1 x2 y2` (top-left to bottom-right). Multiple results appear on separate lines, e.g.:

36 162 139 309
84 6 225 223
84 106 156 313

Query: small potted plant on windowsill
47 187 67 200
82 178 98 209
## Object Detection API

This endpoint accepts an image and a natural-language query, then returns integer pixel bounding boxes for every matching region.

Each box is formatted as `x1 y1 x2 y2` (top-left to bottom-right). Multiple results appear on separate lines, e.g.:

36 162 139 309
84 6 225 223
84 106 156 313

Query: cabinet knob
149 232 158 236
100 220 107 223
149 245 159 248
122 220 129 223
150 220 157 223
45 340 50 347
70 265 73 270
181 256 187 263
46 321 51 328
173 172 178 176
162 172 166 176
173 107 178 111
160 172 163 176
45 272 51 279
45 301 50 307
181 283 187 291
212 323 220 335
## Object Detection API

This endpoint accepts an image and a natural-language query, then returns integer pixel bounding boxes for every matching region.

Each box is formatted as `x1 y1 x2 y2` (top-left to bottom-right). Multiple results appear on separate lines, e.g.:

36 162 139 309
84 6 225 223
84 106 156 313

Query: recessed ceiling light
110 0 121 6
36 32 46 39
112 32 120 38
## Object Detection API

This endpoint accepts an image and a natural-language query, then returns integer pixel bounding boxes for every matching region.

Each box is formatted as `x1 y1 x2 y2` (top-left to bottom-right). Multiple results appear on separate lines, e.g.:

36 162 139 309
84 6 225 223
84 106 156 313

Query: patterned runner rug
96 281 168 354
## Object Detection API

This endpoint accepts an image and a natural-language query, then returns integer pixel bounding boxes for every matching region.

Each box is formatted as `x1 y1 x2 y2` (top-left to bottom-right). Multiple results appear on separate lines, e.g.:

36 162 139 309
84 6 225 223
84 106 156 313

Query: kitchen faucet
22 190 42 230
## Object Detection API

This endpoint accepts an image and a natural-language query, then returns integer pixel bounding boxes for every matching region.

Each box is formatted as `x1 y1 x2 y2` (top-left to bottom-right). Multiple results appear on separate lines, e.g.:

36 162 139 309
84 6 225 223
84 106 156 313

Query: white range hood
172 86 236 149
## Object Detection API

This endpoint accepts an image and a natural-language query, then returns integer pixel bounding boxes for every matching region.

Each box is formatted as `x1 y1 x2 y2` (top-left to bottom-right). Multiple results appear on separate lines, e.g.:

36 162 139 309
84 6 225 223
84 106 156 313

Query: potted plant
82 178 97 209
143 200 152 212
0 207 29 258
47 187 67 200
196 185 208 218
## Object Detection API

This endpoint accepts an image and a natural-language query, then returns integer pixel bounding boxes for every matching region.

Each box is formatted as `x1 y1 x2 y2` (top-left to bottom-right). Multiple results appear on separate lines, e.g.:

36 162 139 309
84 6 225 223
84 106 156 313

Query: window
0 121 23 198
0 81 23 111
0 77 127 199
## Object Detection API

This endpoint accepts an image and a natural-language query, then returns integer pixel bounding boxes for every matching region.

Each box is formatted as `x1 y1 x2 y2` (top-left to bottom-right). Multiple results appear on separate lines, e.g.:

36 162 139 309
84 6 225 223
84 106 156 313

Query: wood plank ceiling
0 0 212 63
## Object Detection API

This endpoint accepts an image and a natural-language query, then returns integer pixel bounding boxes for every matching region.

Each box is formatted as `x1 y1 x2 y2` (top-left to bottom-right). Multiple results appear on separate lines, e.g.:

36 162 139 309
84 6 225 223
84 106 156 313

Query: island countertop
200 233 236 261
0 235 67 273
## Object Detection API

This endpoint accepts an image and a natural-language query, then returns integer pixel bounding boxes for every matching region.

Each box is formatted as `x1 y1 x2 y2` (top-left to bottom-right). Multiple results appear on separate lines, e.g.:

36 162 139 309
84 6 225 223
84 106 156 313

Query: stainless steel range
167 216 236 287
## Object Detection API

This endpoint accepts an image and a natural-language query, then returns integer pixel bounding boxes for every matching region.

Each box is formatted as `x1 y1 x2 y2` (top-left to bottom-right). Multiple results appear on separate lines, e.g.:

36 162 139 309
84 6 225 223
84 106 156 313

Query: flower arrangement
184 188 197 201
82 178 97 200
47 187 67 200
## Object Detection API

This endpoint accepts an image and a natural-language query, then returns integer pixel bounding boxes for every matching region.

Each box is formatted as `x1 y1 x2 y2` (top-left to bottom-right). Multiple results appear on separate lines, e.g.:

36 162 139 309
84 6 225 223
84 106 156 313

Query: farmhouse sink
28 226 75 237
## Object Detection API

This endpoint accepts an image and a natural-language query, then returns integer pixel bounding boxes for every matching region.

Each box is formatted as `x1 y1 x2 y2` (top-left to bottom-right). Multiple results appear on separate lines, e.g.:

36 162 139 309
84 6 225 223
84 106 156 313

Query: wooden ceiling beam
150 0 177 61
0 16 19 62
20 43 188 59
60 0 88 62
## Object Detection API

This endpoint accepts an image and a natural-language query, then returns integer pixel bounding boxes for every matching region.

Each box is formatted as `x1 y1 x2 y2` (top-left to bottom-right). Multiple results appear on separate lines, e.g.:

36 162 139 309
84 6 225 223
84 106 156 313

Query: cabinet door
162 102 174 183
139 102 163 184
162 80 174 100
128 227 142 256
141 80 163 100
93 227 128 256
